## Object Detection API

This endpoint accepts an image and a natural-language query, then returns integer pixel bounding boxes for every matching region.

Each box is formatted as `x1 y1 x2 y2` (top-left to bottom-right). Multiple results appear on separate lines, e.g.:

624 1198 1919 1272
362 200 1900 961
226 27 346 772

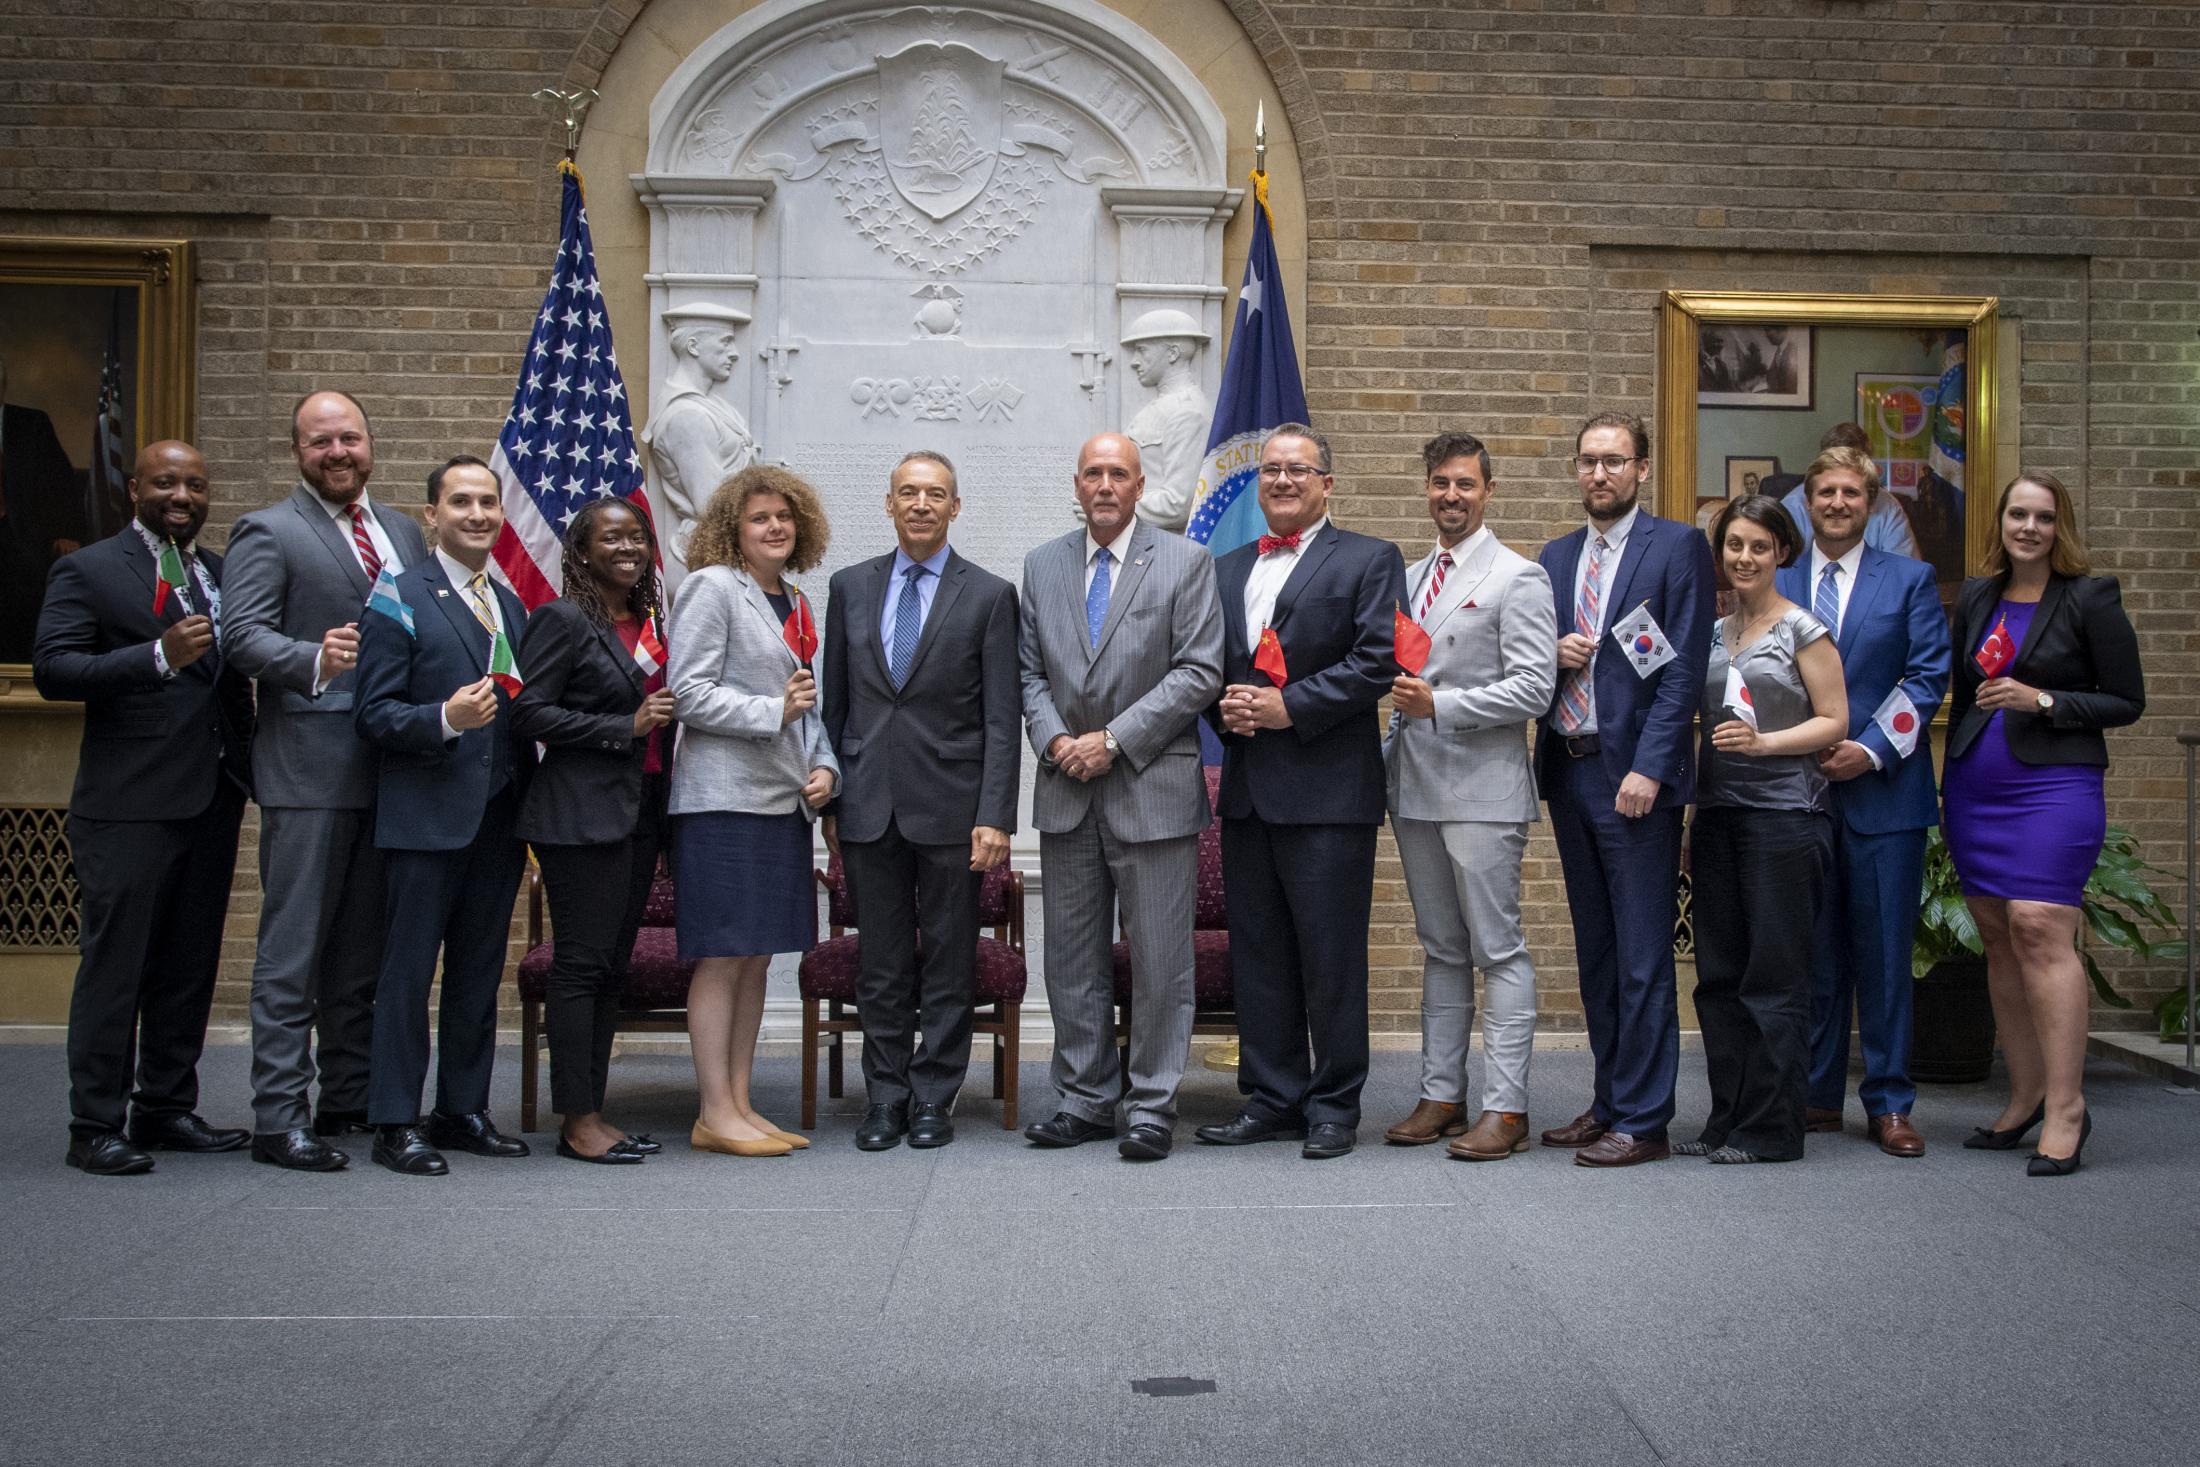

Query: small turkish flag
1873 686 1922 758
1253 625 1289 687
1393 604 1432 676
1722 665 1757 730
782 590 818 665
1975 614 2014 678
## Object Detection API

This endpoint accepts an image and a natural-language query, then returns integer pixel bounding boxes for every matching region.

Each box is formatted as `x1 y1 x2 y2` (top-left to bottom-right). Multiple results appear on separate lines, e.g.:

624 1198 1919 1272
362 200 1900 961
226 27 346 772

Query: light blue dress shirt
880 541 953 652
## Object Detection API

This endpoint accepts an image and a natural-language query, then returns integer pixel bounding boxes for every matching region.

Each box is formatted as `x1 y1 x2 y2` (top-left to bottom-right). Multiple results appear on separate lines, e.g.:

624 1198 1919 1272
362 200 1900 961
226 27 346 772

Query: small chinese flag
1253 625 1288 688
632 612 666 677
487 625 525 697
1975 615 2015 678
152 539 188 617
782 590 818 665
1393 604 1432 677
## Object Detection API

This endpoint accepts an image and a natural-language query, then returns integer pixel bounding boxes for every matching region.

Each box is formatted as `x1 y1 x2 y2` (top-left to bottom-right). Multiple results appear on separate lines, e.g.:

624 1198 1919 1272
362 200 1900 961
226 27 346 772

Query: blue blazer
1776 547 1950 834
354 556 535 852
1534 511 1714 809
1204 524 1406 825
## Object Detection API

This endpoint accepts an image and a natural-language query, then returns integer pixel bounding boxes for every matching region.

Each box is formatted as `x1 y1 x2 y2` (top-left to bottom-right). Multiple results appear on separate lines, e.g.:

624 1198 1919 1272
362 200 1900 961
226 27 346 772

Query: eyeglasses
1573 454 1639 477
1256 463 1328 482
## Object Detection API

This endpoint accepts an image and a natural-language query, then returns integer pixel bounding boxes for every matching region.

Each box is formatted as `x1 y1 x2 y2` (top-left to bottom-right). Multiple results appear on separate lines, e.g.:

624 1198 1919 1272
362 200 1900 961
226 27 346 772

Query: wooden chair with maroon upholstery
1112 764 1238 1062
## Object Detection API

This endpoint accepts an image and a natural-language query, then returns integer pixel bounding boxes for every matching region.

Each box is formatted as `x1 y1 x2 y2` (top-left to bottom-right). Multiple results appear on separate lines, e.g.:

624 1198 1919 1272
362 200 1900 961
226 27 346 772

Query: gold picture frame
0 234 195 696
1656 290 2000 583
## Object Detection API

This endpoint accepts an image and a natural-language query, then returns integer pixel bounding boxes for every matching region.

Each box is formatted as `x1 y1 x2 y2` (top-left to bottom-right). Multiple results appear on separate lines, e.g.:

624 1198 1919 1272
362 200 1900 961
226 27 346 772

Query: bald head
291 390 375 504
1074 433 1144 544
130 440 212 546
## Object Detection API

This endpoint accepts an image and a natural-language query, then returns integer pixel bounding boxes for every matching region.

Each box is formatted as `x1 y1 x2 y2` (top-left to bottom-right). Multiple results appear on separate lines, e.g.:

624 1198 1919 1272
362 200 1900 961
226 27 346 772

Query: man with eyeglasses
1195 423 1406 1160
1534 412 1714 1167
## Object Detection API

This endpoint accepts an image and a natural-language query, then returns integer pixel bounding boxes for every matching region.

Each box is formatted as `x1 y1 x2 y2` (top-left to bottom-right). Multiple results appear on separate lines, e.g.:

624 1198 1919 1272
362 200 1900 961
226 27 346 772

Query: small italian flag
633 612 666 677
488 625 524 696
152 539 188 617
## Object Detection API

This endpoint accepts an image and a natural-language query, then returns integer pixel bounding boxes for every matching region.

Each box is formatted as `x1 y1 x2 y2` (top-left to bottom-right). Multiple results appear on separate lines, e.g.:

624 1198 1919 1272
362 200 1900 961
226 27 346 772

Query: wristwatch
1103 729 1120 757
2035 691 2056 713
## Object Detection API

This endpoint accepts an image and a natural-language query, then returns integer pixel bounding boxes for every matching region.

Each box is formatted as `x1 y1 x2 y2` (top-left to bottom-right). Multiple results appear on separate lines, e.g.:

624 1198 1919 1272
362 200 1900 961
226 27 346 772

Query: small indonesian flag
1975 614 2015 678
1393 604 1432 676
633 612 666 677
1254 625 1289 687
366 565 414 636
1873 686 1922 758
782 590 818 665
1722 664 1757 730
487 625 524 696
1609 604 1676 677
152 538 188 617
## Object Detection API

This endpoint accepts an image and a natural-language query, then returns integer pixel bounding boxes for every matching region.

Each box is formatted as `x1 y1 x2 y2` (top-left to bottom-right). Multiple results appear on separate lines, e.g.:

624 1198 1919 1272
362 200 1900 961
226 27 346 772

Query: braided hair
560 496 665 636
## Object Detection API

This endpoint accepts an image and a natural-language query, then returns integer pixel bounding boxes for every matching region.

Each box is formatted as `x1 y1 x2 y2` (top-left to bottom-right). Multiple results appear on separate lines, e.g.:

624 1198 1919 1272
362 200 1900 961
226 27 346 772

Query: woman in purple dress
1943 471 2144 1176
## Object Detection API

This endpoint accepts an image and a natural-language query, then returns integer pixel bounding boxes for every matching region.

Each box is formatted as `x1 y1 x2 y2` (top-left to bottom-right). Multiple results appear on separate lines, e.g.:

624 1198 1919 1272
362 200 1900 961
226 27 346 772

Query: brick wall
4 0 2194 1028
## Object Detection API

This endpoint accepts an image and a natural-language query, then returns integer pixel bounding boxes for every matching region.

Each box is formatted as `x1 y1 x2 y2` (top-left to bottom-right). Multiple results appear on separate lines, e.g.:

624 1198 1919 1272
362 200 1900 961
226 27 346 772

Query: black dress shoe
251 1128 349 1171
621 1134 663 1155
312 1108 371 1137
1964 1101 2047 1151
908 1101 955 1148
1302 1122 1356 1159
1024 1111 1114 1148
2026 1109 2091 1178
372 1124 449 1176
1118 1123 1173 1161
1193 1112 1308 1146
426 1110 530 1157
556 1137 646 1165
855 1102 910 1152
65 1132 155 1176
127 1112 248 1153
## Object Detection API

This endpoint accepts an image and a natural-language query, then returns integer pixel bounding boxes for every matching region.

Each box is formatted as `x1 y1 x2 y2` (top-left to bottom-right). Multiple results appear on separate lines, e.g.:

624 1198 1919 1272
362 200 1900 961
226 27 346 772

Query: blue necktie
1814 562 1841 639
1086 546 1112 650
889 565 925 688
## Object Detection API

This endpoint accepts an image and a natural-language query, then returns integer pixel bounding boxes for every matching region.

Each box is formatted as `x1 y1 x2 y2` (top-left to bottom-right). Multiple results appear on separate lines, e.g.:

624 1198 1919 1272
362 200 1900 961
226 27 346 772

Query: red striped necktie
348 504 383 581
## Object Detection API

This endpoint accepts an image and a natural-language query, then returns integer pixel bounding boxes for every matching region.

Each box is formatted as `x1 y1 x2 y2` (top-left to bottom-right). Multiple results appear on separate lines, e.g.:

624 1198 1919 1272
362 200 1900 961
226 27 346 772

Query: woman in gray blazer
669 466 838 1158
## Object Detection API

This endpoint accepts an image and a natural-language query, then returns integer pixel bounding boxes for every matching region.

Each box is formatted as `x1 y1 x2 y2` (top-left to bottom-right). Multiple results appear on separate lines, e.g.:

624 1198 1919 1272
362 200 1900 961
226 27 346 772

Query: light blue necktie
889 565 925 688
1086 546 1112 650
1814 562 1841 639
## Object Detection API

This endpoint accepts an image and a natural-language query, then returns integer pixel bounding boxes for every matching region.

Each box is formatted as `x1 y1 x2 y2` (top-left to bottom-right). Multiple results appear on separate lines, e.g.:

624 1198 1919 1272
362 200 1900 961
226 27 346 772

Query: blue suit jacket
354 556 534 852
1776 547 1949 834
1534 511 1714 808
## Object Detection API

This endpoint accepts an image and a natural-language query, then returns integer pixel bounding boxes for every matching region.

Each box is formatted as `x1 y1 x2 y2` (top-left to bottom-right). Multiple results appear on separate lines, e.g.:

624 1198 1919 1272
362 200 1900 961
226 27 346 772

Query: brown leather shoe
1869 1112 1925 1158
1383 1099 1467 1146
1805 1107 1845 1134
1540 1109 1607 1149
1449 1111 1529 1161
1573 1131 1670 1168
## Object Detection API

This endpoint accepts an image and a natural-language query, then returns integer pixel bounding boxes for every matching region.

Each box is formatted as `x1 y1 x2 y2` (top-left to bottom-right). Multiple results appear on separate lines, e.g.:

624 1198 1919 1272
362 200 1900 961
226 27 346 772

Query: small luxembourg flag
365 566 414 636
1873 686 1922 758
633 612 666 677
1609 604 1676 677
1723 664 1757 730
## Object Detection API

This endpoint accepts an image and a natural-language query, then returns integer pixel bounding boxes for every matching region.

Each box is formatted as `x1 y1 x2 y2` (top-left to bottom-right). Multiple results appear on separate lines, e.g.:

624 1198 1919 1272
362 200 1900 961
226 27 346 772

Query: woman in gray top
1683 495 1848 1164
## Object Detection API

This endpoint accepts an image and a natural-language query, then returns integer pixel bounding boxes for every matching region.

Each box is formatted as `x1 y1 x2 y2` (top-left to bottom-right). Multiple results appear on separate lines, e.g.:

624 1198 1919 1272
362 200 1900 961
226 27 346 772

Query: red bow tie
1257 532 1302 556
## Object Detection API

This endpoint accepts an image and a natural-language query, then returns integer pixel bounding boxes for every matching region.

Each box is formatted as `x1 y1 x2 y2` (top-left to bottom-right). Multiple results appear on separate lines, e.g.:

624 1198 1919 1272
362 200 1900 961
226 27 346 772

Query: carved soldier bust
641 302 756 572
1119 308 1212 532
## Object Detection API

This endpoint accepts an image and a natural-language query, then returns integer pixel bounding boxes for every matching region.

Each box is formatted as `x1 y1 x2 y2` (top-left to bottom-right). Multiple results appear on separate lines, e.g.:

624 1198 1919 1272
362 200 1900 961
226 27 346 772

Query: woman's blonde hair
686 464 830 576
1981 469 2090 579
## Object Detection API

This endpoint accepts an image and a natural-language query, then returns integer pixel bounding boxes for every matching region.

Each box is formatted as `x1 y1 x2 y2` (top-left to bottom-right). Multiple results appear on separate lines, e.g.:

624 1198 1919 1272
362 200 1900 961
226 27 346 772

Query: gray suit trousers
1394 815 1537 1113
248 806 387 1130
1042 811 1197 1129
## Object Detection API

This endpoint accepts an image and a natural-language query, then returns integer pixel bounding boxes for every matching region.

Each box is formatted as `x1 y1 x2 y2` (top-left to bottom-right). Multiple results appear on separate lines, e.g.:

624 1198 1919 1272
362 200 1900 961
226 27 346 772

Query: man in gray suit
1019 434 1223 1160
1381 432 1556 1161
222 390 428 1170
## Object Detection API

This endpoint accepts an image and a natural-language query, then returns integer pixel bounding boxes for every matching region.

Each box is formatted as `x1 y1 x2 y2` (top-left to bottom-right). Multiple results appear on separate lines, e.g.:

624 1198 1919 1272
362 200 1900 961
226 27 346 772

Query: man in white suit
1382 432 1557 1160
1019 433 1224 1160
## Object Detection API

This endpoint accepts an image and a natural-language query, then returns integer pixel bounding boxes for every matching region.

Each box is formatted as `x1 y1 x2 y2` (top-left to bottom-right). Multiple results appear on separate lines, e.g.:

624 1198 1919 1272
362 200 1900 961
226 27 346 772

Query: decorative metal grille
1673 871 1694 959
0 806 78 950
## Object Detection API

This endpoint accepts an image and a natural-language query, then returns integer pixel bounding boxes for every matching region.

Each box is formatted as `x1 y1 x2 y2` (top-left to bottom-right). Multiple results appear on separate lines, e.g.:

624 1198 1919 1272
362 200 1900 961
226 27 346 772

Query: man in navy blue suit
1194 424 1407 1160
352 455 535 1176
1776 446 1950 1157
1535 412 1714 1167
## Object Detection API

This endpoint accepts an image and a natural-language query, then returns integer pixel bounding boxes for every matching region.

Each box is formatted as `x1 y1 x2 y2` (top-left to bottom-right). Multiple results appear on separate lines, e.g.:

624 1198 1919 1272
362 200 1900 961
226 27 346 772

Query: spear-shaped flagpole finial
1254 100 1267 174
533 86 599 162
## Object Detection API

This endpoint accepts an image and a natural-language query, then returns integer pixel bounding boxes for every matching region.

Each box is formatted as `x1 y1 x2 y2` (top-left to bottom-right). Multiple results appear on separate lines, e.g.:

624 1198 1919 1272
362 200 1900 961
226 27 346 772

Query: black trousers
1690 805 1831 1161
365 787 526 1126
64 786 245 1140
535 776 667 1118
1220 816 1378 1129
843 818 979 1107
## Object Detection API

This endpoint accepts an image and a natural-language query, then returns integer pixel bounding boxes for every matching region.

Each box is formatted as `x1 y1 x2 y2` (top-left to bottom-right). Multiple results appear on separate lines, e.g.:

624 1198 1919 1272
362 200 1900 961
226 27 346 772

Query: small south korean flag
1609 603 1676 678
1873 686 1922 758
1723 664 1758 730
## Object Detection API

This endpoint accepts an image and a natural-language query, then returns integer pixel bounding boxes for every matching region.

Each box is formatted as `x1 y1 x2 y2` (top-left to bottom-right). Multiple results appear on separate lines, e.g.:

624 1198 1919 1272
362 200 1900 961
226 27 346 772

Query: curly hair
559 496 665 633
686 464 830 576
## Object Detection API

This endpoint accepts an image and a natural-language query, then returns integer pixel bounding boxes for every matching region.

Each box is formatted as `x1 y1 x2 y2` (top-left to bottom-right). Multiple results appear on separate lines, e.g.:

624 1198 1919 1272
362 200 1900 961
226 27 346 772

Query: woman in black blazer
511 498 679 1163
1942 470 2143 1176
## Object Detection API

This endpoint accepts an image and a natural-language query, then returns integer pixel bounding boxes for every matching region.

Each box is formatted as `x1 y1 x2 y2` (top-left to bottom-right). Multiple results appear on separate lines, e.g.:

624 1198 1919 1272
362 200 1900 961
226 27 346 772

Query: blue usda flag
365 565 414 636
1186 169 1309 557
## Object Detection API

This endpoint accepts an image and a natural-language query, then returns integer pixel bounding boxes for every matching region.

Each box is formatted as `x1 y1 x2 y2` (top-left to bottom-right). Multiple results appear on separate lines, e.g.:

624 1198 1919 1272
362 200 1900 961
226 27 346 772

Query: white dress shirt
1809 538 1881 769
1243 515 1326 653
1415 525 1490 618
435 548 506 741
1567 504 1638 734
1084 527 1132 597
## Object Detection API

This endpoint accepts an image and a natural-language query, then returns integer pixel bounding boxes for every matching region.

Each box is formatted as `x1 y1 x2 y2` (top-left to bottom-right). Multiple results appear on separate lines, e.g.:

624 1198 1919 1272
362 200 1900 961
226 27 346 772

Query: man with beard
223 391 428 1170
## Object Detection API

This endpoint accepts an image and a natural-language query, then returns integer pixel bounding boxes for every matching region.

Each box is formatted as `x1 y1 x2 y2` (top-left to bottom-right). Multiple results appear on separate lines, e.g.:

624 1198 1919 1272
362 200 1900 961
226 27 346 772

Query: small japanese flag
1873 686 1922 758
1723 665 1757 730
1609 604 1676 678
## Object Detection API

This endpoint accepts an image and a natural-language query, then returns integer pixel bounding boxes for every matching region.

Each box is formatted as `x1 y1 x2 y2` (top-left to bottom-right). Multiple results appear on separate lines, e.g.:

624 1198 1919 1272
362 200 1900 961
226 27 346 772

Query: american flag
490 161 647 609
88 291 130 539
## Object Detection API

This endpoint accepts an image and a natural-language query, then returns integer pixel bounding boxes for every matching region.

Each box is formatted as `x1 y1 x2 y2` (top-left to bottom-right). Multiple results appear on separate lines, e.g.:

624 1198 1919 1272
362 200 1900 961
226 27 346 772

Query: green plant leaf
2081 951 2135 1009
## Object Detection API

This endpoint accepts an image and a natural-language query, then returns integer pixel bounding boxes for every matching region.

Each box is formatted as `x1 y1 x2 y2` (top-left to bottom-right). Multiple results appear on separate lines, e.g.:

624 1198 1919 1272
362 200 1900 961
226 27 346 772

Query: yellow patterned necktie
465 573 498 633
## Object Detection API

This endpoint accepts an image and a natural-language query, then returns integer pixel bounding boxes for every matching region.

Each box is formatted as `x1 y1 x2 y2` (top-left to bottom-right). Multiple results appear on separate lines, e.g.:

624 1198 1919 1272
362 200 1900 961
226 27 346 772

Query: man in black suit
351 456 534 1175
32 441 253 1175
1195 423 1408 1160
2 352 88 662
822 448 1021 1152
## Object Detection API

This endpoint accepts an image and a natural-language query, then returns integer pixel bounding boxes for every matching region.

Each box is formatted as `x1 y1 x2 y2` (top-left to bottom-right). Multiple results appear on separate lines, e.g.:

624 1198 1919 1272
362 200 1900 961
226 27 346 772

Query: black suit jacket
31 527 253 821
511 597 658 846
1947 571 2144 766
822 548 1021 846
1205 524 1407 826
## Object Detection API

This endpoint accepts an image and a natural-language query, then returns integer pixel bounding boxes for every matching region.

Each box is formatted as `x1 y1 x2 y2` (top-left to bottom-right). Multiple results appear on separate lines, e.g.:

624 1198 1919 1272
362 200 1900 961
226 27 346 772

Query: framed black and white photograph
1697 324 1812 408
1725 455 1780 500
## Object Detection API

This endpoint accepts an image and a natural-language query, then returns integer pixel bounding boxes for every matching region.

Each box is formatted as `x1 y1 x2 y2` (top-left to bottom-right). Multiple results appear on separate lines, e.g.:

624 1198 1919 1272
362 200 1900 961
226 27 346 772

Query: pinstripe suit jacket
1020 520 1224 842
665 564 837 821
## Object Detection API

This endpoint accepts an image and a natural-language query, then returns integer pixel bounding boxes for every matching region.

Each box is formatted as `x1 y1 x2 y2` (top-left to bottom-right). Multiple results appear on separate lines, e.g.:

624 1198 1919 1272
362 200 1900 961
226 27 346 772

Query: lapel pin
435 588 451 597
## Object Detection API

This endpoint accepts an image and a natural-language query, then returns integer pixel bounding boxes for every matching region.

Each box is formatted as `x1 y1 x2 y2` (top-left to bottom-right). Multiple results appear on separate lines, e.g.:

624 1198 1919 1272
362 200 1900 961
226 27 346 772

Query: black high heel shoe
2026 1110 2091 1177
1962 1101 2046 1151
